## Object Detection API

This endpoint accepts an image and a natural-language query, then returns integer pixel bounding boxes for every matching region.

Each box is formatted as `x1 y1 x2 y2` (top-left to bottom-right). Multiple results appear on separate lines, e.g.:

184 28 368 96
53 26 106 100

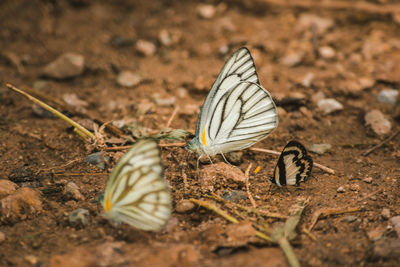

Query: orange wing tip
201 128 207 146
105 193 112 212
253 166 261 174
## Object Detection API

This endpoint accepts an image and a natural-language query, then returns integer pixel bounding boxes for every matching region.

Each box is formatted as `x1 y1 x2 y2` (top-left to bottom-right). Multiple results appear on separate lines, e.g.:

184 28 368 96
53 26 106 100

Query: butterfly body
103 139 171 231
187 47 278 157
271 140 313 186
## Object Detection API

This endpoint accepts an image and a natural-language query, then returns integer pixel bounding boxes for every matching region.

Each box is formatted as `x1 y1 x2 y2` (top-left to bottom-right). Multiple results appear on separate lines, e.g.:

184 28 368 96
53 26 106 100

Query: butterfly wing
192 47 277 155
103 139 171 231
272 140 313 186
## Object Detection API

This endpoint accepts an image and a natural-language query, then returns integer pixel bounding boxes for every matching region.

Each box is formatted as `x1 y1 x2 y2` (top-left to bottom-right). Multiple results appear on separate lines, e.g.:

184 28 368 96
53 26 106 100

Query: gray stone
337 186 346 193
343 215 357 222
297 14 334 34
377 89 398 105
364 109 391 136
390 216 400 236
175 200 195 213
42 52 85 79
319 46 336 59
63 182 84 201
136 40 156 56
309 143 331 155
85 152 110 170
280 52 303 67
69 208 90 227
117 71 141 88
317 98 343 114
197 4 216 19
381 208 390 220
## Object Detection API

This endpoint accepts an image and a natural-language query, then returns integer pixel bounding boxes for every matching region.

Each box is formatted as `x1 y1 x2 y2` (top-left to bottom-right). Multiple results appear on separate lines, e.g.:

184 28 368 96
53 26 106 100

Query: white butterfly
186 47 278 158
103 139 171 231
271 140 313 186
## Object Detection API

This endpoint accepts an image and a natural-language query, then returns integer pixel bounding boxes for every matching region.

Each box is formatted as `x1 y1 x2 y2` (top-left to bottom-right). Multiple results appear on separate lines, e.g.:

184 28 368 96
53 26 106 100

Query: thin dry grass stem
362 129 400 156
6 83 95 140
35 158 82 175
190 198 274 243
206 193 287 219
103 142 186 151
245 163 257 208
189 198 239 224
250 147 335 174
158 142 186 147
53 172 108 176
165 106 179 129
302 226 317 241
358 188 382 202
256 0 400 14
308 207 362 231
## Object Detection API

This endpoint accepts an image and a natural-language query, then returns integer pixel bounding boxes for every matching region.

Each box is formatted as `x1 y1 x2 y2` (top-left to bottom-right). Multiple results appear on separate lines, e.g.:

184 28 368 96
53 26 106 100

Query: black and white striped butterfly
103 139 171 231
271 140 313 186
186 47 278 157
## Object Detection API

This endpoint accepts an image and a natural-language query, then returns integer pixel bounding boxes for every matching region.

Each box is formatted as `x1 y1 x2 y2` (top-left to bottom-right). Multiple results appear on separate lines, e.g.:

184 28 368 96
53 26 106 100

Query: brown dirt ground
1 0 400 266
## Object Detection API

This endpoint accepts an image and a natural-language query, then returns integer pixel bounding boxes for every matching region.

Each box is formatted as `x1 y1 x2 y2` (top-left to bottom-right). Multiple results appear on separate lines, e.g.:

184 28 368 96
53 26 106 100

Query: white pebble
317 98 343 114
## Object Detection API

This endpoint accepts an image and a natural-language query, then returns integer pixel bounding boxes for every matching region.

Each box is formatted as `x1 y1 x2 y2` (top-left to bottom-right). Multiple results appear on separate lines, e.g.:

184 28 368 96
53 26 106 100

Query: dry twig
245 163 257 208
362 129 400 156
308 207 362 231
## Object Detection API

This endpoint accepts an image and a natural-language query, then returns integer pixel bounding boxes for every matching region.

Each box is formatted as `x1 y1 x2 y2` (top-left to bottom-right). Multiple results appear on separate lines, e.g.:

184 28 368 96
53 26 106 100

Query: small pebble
42 52 85 79
0 231 5 243
309 143 332 155
32 80 48 90
390 216 400 236
158 29 181 47
63 182 85 201
319 46 336 59
343 215 357 223
377 89 398 105
317 98 343 114
362 177 373 184
225 151 243 165
364 109 391 136
297 13 334 34
381 208 391 220
32 104 55 118
117 71 141 88
367 227 385 241
337 186 346 193
302 72 314 87
222 190 247 202
85 152 110 170
311 91 326 104
62 93 88 112
154 96 176 106
197 4 216 19
0 179 18 199
25 255 39 265
280 52 303 67
175 200 195 213
69 208 90 227
136 40 156 56
349 184 360 192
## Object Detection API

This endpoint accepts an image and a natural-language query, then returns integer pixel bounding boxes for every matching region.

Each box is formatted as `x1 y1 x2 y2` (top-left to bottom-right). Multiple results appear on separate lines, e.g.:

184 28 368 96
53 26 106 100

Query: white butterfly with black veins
271 140 313 186
103 139 171 231
186 47 278 157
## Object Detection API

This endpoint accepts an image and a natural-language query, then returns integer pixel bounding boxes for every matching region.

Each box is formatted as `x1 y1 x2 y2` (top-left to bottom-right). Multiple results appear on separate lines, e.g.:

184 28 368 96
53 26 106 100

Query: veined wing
103 139 171 231
271 140 313 186
207 81 277 152
195 47 260 137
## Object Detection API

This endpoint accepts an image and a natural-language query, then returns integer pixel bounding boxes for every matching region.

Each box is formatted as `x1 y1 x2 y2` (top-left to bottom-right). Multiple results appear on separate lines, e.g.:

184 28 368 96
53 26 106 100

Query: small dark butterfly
271 140 313 186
